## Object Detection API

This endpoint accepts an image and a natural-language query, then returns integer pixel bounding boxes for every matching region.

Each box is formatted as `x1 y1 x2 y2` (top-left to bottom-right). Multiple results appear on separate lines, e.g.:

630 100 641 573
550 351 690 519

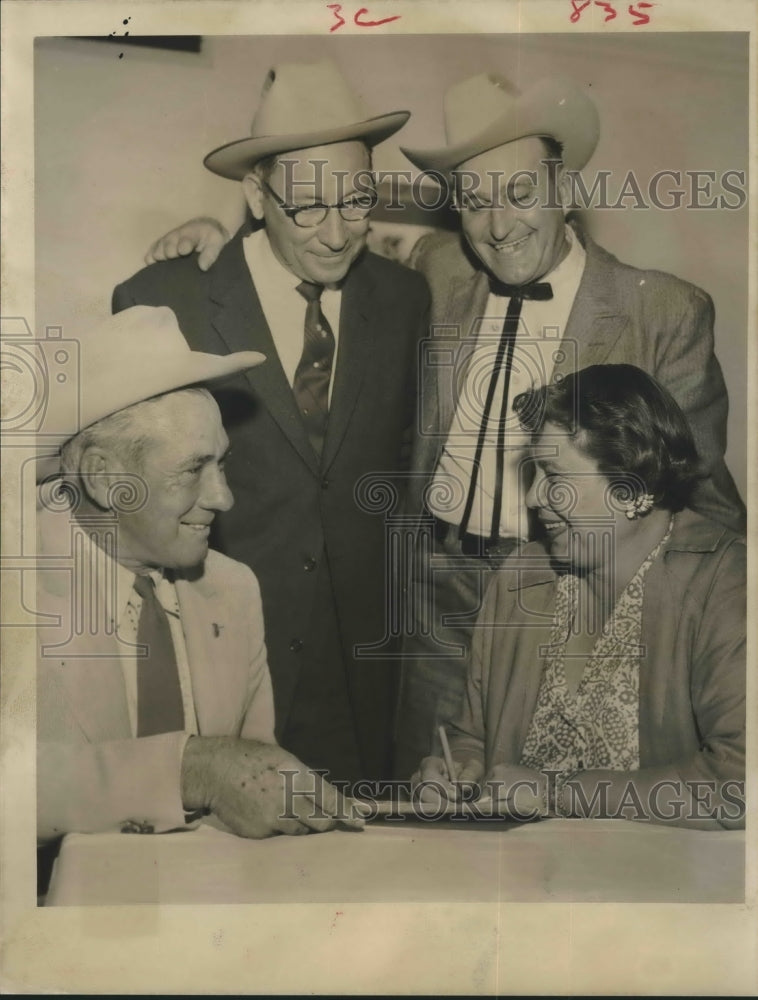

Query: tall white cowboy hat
36 306 265 480
204 58 410 181
401 74 600 174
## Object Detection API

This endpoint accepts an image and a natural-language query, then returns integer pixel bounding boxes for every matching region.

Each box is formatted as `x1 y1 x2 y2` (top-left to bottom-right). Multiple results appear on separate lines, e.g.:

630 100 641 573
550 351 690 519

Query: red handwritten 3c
327 4 402 31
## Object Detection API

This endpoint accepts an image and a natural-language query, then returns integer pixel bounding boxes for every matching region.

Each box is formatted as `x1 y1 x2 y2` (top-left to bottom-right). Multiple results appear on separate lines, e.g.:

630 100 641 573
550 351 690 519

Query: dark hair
539 136 564 164
513 364 701 512
253 152 283 184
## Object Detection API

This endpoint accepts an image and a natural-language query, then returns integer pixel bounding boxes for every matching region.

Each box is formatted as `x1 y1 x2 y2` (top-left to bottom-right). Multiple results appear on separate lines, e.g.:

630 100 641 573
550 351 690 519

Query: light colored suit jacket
36 507 275 841
408 226 746 534
450 509 746 829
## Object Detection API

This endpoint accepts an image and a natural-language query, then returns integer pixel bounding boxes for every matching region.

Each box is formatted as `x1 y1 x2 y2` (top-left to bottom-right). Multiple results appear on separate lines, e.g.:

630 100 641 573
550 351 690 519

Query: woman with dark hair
414 365 745 828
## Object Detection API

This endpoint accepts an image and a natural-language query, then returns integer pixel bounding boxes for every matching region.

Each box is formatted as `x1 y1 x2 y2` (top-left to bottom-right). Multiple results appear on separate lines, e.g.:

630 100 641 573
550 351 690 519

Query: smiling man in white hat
112 60 430 791
391 72 746 774
36 306 363 882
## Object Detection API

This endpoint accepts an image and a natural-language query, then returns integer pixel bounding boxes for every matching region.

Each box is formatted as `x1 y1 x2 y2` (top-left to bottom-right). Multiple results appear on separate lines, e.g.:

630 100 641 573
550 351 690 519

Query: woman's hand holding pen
412 727 484 806
410 755 484 806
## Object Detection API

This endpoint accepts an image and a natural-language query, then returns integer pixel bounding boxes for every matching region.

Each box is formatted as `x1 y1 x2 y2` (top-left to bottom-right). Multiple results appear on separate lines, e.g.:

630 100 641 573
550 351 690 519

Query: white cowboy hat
204 59 410 181
36 306 264 480
401 74 600 174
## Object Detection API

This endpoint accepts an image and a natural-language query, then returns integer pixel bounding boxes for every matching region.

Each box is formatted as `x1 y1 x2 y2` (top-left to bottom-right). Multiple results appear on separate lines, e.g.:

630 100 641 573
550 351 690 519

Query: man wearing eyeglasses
112 60 430 789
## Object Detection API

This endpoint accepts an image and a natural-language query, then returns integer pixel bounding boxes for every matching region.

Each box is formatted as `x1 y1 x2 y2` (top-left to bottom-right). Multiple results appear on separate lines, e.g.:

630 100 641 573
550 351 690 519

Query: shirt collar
244 228 302 294
118 563 166 625
544 224 586 294
76 527 165 626
665 507 735 552
243 226 345 295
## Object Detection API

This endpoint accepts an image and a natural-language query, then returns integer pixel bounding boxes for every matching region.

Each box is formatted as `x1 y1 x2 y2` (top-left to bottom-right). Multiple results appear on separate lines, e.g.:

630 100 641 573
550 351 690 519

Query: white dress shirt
429 227 586 540
243 229 342 404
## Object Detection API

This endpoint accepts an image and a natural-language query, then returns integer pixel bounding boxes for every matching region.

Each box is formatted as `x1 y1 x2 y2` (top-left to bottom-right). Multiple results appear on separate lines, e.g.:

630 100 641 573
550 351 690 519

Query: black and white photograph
1 0 756 993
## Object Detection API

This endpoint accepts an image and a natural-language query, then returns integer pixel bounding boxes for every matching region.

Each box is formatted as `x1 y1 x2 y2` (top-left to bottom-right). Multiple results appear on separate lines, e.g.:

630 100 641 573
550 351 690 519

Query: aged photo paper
1 0 756 993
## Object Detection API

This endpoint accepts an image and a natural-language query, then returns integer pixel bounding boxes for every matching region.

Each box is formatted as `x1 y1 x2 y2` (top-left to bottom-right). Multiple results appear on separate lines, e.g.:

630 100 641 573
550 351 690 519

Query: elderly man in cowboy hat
128 72 745 772
36 305 363 865
112 60 430 790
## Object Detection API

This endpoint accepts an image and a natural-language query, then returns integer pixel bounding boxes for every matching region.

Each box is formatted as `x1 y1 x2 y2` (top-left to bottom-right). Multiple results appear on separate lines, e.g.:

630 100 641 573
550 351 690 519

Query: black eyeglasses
261 180 378 228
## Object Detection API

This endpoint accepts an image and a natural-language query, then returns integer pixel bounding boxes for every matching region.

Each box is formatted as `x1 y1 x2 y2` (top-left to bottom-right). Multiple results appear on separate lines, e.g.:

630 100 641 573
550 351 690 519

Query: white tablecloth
46 818 744 906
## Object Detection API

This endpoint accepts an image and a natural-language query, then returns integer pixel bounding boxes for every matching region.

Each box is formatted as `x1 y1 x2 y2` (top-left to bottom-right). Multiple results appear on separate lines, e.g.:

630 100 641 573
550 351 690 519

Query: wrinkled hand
181 736 365 838
145 216 230 271
478 763 547 820
410 754 485 807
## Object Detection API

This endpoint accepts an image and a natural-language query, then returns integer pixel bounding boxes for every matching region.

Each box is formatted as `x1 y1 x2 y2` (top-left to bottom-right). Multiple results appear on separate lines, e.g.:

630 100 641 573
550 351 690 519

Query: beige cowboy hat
36 306 265 480
401 74 600 174
204 59 410 181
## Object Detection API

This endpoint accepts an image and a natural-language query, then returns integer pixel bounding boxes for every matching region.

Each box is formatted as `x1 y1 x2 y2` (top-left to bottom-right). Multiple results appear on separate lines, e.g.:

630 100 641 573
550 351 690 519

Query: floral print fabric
520 518 673 772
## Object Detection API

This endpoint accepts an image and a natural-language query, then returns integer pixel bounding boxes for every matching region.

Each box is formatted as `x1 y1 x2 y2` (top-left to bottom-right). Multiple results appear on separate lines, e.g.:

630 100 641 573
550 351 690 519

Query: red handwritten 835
327 4 402 31
569 0 655 24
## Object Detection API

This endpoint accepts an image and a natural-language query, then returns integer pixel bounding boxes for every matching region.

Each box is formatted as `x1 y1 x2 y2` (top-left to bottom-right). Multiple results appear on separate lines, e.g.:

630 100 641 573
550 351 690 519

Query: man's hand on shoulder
145 217 230 272
180 736 366 838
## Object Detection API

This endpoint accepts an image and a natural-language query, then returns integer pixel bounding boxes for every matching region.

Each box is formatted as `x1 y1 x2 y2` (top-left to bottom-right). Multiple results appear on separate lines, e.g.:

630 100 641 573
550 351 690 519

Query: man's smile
489 233 532 254
311 248 350 260
539 514 566 534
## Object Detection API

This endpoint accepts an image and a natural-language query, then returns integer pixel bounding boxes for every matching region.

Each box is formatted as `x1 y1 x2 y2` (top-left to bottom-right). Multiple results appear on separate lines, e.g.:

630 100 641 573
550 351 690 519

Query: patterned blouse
520 517 674 773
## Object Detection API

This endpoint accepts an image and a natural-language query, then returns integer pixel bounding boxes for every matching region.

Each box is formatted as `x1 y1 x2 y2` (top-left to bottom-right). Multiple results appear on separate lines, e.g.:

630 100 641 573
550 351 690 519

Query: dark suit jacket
113 228 430 779
407 227 746 534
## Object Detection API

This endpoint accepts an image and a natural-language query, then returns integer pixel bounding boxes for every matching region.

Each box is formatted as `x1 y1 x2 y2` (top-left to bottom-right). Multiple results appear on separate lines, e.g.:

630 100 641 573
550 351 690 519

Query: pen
438 724 456 783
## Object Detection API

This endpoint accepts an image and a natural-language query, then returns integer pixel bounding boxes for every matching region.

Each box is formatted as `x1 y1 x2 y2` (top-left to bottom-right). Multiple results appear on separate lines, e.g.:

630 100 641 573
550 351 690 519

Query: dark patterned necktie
458 279 554 544
133 574 184 736
294 281 336 456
